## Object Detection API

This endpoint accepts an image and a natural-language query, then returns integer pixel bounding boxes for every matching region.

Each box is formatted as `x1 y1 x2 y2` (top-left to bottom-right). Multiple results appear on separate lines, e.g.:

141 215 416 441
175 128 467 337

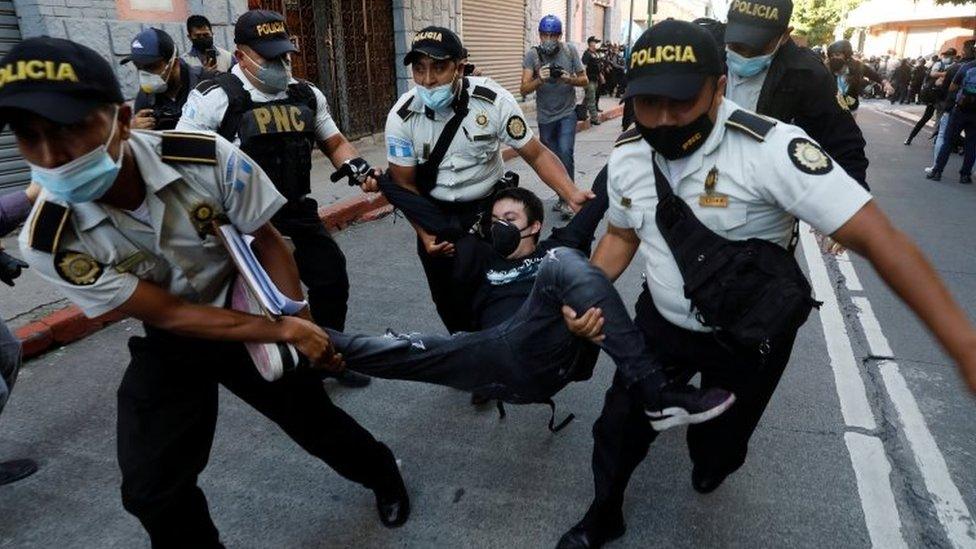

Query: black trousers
586 286 798 521
908 103 939 141
117 326 399 548
272 197 350 331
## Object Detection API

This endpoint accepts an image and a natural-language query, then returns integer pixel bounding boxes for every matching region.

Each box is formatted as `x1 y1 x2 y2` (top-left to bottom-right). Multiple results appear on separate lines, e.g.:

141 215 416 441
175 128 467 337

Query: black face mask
490 220 535 258
828 57 846 73
191 36 214 52
636 111 714 161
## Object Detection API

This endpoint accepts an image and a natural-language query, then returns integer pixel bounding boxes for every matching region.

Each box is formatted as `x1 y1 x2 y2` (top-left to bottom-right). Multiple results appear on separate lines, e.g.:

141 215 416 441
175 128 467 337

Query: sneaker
926 170 942 181
590 118 602 125
903 138 912 146
230 276 301 382
924 166 933 175
961 175 973 185
645 385 736 432
552 200 575 220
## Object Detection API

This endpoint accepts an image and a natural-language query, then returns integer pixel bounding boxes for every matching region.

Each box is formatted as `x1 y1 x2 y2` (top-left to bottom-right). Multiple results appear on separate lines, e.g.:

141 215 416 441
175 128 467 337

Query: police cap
624 20 722 101
725 0 792 51
403 26 464 66
235 9 298 60
0 37 124 127
120 28 175 68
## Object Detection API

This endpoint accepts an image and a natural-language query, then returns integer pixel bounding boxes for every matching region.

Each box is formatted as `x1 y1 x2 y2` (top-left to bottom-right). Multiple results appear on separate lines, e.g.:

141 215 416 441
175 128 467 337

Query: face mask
943 56 953 65
636 111 715 161
726 47 775 78
138 55 174 94
417 80 457 111
539 40 559 56
191 36 214 52
828 57 846 73
490 220 535 258
242 51 292 93
29 106 123 204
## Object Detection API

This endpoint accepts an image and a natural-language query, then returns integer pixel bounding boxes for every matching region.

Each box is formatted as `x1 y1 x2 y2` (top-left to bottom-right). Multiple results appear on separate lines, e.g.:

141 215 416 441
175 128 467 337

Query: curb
17 103 625 359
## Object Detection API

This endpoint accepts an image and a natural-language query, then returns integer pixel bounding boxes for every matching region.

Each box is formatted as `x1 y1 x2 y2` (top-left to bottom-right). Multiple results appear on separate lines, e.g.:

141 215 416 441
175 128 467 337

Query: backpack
957 67 976 111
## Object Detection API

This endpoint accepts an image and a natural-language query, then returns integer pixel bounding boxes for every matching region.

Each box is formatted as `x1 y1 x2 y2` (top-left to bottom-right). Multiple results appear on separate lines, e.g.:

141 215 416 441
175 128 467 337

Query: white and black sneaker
645 385 736 432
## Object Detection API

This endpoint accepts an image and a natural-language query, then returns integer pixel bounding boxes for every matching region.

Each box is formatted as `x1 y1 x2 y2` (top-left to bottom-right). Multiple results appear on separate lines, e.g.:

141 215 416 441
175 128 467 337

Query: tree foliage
791 0 865 46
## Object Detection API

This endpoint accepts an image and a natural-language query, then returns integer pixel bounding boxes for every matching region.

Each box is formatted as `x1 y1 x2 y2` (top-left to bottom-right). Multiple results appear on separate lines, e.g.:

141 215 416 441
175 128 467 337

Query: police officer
722 0 870 188
827 39 887 117
3 37 408 546
177 9 373 387
124 28 212 131
383 26 590 336
557 21 976 548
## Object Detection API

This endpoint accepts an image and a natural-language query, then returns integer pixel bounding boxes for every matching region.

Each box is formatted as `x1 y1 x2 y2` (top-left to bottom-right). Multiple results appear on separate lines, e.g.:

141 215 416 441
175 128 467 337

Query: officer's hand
281 316 345 372
331 157 373 187
421 231 455 257
539 65 552 80
132 109 156 130
0 251 29 287
360 168 383 193
566 189 596 213
562 305 605 343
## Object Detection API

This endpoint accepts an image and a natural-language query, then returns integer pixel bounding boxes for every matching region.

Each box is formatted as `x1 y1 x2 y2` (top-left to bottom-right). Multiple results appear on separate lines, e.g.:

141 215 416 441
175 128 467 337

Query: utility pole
648 0 655 26
627 0 636 51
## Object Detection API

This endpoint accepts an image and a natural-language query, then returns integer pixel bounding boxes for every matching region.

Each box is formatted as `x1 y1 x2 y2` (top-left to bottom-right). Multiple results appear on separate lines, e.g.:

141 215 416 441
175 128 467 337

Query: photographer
0 182 39 485
182 14 234 73
123 28 214 131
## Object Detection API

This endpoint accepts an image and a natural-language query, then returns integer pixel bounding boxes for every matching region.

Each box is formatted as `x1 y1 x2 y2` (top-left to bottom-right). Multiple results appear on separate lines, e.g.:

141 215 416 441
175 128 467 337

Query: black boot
0 459 38 486
691 460 743 494
326 370 372 388
903 138 912 146
555 511 626 549
961 174 972 184
374 469 410 528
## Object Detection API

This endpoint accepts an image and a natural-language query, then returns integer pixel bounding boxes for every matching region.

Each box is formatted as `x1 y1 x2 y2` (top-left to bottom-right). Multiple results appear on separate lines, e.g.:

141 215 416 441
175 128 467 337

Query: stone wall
12 0 247 99
391 0 462 95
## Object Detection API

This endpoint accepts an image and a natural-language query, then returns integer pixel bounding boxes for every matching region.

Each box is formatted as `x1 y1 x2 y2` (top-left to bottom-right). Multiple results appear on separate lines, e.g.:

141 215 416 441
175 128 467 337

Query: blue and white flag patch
387 136 414 158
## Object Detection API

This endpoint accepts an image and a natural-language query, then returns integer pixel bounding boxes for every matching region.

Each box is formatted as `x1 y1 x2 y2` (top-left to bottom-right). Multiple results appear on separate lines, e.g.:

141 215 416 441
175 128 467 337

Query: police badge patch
506 116 527 140
788 138 833 175
475 112 489 127
55 251 103 286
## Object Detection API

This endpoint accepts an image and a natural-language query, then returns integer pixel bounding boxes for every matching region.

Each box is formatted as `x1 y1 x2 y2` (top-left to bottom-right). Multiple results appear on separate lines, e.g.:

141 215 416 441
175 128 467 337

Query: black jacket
755 39 870 189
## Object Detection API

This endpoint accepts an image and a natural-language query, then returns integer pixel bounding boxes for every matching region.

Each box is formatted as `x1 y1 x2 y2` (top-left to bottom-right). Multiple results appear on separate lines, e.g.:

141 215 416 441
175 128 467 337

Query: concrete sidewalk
0 95 626 358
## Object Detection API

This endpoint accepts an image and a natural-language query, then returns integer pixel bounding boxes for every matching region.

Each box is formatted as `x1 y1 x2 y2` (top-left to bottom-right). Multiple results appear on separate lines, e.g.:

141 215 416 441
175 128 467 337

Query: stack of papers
215 223 308 317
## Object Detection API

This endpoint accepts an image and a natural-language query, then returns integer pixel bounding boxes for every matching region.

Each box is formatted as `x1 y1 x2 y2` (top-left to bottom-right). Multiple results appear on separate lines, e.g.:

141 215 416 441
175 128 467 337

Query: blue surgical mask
29 106 123 204
726 47 775 78
417 81 456 111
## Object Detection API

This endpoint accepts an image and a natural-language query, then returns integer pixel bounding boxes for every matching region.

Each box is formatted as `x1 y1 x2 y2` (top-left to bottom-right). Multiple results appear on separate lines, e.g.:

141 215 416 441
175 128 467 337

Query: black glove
330 157 373 186
0 251 28 287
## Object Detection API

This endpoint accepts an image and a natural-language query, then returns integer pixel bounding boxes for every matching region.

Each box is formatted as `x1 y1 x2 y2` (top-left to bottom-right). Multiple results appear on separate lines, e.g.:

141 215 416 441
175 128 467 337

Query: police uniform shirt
384 76 533 202
725 69 766 111
176 64 340 142
19 130 286 318
607 98 872 332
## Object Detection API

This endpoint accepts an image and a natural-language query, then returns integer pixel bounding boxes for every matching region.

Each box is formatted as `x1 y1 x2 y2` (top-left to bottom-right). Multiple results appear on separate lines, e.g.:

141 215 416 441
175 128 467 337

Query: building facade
842 0 976 59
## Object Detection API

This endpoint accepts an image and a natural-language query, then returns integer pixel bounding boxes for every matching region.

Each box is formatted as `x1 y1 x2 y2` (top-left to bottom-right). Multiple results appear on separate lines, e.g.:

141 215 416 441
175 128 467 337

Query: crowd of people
0 2 975 548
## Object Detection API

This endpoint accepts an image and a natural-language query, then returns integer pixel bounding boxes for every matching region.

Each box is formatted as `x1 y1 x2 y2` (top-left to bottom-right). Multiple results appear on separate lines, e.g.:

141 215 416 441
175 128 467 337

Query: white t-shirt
725 69 768 111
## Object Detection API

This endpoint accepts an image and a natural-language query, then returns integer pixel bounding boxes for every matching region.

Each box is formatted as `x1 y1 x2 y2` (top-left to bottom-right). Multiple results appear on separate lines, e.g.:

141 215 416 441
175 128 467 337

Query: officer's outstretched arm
318 134 381 189
516 138 594 212
114 280 342 370
833 201 976 393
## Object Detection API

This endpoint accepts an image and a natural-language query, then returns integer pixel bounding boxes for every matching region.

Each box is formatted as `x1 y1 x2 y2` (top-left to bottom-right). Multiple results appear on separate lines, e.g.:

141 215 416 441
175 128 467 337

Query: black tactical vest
205 73 317 201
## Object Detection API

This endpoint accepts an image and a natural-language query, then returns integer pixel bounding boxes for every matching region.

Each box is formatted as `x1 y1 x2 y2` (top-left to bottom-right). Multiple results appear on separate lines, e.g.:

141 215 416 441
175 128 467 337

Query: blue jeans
330 247 661 403
538 114 578 182
933 112 950 166
933 108 976 176
0 317 21 414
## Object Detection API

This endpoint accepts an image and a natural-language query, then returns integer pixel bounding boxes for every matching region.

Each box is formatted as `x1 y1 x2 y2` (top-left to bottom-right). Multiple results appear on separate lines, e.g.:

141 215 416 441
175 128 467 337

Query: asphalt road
0 103 973 548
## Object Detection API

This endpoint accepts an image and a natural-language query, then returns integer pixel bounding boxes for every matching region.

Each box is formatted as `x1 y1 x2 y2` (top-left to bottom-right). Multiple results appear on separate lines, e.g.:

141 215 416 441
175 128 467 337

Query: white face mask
138 55 175 94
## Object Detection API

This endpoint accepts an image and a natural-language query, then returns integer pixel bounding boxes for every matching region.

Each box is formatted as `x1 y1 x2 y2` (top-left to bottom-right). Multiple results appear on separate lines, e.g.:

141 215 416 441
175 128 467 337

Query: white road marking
852 296 894 357
799 225 876 430
879 361 976 548
845 432 909 548
836 252 864 291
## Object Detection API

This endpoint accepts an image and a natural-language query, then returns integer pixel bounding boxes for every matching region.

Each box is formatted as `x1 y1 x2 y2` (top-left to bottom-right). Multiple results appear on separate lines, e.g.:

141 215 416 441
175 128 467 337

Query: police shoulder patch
506 115 527 140
789 138 833 175
470 85 498 104
395 94 415 121
160 131 218 165
614 128 641 147
55 250 103 286
725 109 777 142
28 200 70 253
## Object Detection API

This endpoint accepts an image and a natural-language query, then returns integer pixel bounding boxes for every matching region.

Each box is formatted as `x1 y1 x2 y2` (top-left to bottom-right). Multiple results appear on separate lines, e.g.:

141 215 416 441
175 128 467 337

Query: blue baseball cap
121 28 176 68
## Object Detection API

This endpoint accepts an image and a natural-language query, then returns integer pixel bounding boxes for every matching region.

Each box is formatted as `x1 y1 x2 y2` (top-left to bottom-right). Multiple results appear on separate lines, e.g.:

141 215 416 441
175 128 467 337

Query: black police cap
403 26 464 66
235 9 297 60
725 0 792 51
0 37 124 127
624 19 722 102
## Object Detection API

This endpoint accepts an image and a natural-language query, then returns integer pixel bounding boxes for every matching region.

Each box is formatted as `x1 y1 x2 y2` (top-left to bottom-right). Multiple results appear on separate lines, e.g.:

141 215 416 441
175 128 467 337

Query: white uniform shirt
19 131 286 318
176 64 340 142
384 76 533 202
725 69 767 111
607 98 872 331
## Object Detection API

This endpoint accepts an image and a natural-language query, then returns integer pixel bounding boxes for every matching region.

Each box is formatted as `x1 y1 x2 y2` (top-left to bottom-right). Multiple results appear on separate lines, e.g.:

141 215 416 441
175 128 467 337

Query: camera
549 64 565 79
153 103 182 130
206 47 218 66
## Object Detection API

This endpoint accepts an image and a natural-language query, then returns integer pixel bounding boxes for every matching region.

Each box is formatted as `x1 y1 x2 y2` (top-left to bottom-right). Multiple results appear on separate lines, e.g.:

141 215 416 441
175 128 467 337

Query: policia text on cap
557 19 976 549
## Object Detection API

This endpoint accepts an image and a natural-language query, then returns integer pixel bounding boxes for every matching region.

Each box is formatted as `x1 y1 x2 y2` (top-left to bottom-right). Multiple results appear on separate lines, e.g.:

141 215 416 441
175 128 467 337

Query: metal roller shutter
462 0 526 95
0 1 27 191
